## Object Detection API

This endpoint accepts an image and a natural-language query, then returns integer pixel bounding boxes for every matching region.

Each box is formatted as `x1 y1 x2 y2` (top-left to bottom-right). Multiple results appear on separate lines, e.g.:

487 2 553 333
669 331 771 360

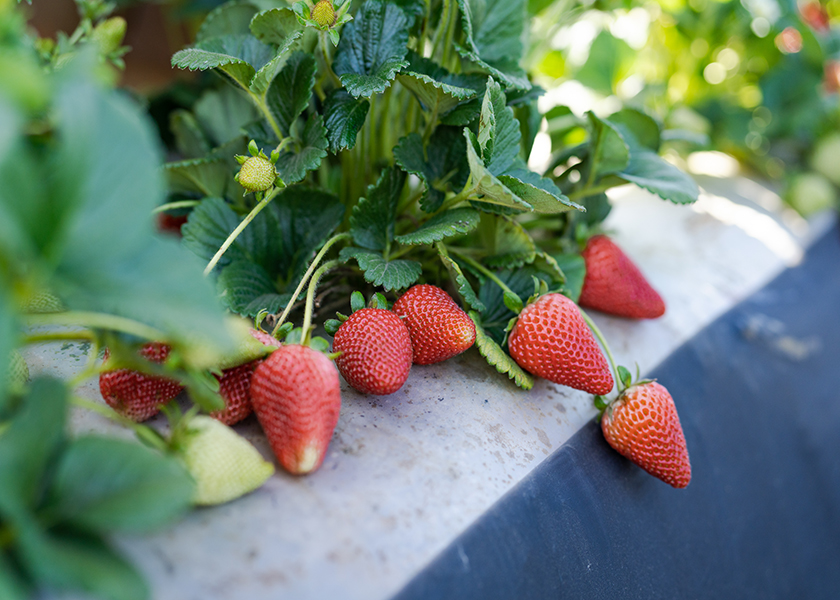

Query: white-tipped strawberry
179 416 274 505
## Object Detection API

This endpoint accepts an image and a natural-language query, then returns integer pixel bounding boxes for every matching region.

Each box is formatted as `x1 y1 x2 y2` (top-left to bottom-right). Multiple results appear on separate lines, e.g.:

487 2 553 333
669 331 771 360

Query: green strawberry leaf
497 168 582 214
479 78 521 175
217 261 292 317
45 436 194 533
274 114 328 184
396 207 480 245
339 247 422 291
164 157 229 198
15 521 148 600
465 129 532 212
193 86 259 148
48 79 232 352
586 111 629 180
456 0 530 90
469 311 533 390
349 167 406 251
196 1 259 42
266 51 316 136
182 197 259 268
615 129 699 204
323 89 370 153
397 50 483 116
479 213 536 268
249 7 304 49
172 35 275 91
393 127 470 212
169 110 211 160
0 378 66 514
607 108 661 151
436 249 486 312
333 0 411 98
0 552 27 600
575 30 633 96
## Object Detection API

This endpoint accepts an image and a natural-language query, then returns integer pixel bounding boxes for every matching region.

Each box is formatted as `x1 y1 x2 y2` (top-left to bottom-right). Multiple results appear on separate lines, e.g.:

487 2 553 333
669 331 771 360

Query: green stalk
567 183 614 203
272 232 352 336
152 200 200 214
446 246 517 297
319 31 342 87
250 92 285 143
579 307 622 394
301 259 342 340
71 396 169 453
24 312 166 342
429 174 477 216
204 186 281 275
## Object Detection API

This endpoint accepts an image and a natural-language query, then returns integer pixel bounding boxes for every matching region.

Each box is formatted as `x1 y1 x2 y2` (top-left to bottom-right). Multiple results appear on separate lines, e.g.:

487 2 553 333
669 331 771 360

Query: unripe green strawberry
601 382 691 489
91 17 127 55
236 156 276 193
20 289 64 314
179 415 275 505
311 0 336 27
8 349 29 390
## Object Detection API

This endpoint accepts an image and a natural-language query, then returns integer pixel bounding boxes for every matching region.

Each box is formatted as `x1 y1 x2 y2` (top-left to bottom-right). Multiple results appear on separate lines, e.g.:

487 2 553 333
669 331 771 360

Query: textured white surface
25 177 834 600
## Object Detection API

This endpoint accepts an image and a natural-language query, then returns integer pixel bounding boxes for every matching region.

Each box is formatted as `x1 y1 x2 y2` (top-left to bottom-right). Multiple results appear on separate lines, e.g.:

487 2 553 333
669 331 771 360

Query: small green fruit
311 0 336 28
8 350 29 390
236 156 277 193
180 416 275 506
20 289 64 314
810 133 840 187
91 17 127 55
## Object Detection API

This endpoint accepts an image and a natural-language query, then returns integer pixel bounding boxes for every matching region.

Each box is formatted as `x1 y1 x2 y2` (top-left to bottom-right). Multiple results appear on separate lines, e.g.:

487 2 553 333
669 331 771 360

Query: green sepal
469 312 534 390
324 319 342 335
502 290 523 314
350 291 365 313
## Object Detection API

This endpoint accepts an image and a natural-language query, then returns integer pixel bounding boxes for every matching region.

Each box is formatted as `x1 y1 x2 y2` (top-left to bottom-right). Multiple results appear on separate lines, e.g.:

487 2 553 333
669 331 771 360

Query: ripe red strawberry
99 343 183 422
507 293 613 395
332 308 413 395
250 345 341 474
578 235 665 319
601 381 691 488
156 213 188 236
211 360 260 426
392 284 476 365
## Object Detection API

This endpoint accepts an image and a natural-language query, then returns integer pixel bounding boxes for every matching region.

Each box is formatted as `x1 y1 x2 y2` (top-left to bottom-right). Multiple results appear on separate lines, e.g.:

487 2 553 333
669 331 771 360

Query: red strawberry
392 284 476 365
211 360 260 426
250 345 341 474
156 213 188 236
507 293 613 395
332 308 413 395
601 381 691 488
578 235 665 319
99 343 183 422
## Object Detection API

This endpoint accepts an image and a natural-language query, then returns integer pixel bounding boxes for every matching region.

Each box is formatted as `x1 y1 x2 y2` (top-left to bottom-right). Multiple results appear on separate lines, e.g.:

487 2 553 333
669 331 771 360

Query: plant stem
422 100 440 148
272 232 352 336
319 31 342 87
204 186 281 275
23 330 95 344
567 183 613 203
446 245 516 296
301 259 342 339
24 312 166 341
251 93 285 143
71 396 169 453
152 200 200 214
579 307 622 395
431 175 477 216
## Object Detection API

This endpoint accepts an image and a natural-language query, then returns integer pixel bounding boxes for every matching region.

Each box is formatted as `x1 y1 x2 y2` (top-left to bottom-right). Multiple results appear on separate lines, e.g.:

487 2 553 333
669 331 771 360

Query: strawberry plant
1 0 705 595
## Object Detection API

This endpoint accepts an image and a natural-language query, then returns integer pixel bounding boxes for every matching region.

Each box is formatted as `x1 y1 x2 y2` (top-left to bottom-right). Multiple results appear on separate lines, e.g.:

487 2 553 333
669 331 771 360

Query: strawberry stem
23 311 167 342
204 186 283 276
71 395 169 453
151 200 199 214
301 259 342 343
272 232 352 337
578 307 624 395
446 245 517 298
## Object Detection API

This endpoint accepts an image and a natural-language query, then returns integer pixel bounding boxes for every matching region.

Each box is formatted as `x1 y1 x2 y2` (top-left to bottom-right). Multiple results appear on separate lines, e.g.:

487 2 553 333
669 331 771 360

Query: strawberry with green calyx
251 259 343 475
235 140 282 193
392 284 476 365
7 349 29 393
507 293 614 395
583 315 692 488
163 405 274 505
329 292 413 395
578 234 666 320
292 0 354 45
99 342 184 422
